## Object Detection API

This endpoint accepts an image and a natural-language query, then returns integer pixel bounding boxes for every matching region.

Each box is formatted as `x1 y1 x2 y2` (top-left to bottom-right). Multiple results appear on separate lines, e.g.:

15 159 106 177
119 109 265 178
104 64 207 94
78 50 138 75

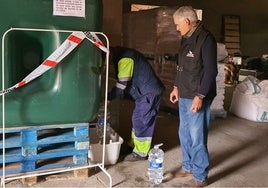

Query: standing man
170 6 218 187
108 46 165 161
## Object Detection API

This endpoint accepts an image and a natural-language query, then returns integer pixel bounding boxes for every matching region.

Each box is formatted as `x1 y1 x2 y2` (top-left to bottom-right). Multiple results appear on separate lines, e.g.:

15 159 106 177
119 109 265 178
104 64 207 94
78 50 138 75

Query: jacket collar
184 20 203 38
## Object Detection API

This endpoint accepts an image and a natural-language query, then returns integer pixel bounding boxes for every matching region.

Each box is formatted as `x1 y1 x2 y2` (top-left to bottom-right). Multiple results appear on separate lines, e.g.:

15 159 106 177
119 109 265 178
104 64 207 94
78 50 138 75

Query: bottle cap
154 143 163 149
97 118 104 125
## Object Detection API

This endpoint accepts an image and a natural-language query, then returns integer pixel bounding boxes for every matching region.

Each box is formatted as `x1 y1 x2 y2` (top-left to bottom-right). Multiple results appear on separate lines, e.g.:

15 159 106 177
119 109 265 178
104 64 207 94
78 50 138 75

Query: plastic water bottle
96 106 110 138
148 143 164 185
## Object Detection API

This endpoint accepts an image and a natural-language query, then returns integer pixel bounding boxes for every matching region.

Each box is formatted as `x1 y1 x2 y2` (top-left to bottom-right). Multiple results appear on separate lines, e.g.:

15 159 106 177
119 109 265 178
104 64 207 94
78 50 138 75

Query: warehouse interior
104 0 268 57
2 0 268 187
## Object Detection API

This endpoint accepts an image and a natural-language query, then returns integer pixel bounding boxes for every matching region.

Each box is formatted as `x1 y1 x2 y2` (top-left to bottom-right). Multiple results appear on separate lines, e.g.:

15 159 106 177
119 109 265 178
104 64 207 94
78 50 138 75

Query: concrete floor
4 86 268 187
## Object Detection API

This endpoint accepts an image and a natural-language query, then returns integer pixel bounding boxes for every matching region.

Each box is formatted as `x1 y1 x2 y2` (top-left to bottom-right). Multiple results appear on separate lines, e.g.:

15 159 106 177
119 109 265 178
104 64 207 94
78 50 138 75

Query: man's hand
170 87 179 104
190 96 203 112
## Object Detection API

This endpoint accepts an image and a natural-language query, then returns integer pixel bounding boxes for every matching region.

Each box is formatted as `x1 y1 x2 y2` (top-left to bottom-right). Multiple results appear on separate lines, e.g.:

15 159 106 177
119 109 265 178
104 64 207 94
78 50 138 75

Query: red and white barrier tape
0 31 108 96
84 31 108 53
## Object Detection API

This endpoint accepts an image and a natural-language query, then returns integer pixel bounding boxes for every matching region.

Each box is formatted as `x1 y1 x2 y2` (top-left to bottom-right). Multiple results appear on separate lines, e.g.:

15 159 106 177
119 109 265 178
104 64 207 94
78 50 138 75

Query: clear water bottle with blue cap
148 143 164 185
96 106 110 138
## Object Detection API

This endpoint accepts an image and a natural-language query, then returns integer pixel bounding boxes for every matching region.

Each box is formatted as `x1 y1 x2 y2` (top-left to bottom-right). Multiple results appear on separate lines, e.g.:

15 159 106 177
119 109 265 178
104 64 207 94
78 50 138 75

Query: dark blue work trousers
131 92 162 156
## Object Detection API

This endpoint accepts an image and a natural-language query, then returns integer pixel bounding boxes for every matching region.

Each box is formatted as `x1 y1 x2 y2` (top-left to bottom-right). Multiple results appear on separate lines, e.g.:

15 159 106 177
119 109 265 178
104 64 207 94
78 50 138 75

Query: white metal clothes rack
1 28 112 187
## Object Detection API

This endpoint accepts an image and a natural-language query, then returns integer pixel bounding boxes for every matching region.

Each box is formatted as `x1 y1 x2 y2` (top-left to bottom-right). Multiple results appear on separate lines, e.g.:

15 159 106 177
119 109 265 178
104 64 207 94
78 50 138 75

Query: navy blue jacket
108 47 164 101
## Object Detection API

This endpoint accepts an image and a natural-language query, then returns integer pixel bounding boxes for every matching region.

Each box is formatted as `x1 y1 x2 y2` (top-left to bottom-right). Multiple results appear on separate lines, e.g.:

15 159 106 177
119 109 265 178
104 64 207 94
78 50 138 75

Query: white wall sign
53 0 85 18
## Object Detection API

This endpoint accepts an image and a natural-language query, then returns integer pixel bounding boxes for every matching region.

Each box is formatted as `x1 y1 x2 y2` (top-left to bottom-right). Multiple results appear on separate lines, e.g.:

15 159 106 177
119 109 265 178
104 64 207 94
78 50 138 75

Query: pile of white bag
230 75 268 122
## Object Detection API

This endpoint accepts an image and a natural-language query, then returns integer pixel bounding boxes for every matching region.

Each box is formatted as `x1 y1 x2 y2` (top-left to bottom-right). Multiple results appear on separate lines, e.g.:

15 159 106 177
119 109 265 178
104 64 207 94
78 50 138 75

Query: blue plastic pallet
0 123 89 176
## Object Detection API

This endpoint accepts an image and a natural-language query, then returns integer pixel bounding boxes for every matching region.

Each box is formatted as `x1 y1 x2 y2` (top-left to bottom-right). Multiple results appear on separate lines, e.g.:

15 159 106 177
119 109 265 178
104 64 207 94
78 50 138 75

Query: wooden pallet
0 123 89 177
223 15 241 55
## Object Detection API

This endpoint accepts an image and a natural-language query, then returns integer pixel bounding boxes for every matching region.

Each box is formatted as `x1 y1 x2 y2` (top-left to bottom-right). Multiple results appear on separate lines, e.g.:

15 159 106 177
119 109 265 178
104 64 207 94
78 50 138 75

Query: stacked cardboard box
123 7 180 56
123 7 180 110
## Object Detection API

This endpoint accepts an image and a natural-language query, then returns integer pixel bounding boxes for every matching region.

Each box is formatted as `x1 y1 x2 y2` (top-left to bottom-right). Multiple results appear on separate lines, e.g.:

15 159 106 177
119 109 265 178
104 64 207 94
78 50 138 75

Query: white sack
230 76 268 122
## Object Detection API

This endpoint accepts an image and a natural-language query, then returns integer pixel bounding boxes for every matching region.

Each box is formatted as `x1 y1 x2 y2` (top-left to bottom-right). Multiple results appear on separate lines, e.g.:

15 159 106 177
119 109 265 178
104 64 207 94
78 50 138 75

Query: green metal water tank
0 0 103 127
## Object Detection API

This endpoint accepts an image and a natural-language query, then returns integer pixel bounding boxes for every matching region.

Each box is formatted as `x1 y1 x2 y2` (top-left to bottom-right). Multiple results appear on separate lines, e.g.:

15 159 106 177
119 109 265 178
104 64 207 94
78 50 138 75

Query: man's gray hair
173 6 198 24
